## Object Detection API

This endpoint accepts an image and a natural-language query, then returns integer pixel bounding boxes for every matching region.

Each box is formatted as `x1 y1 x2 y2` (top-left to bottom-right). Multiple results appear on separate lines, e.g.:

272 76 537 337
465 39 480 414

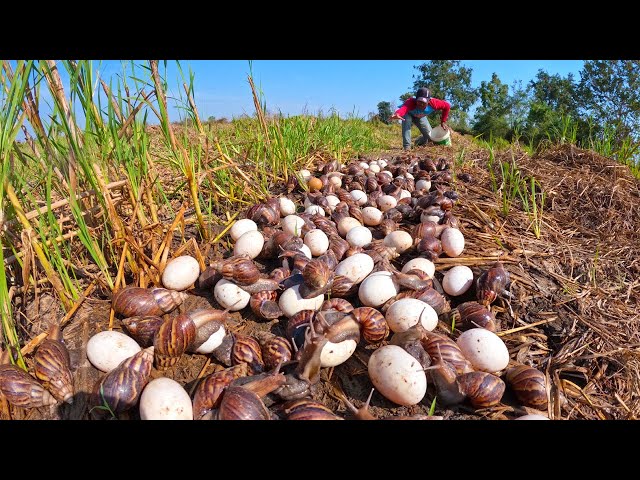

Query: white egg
299 244 313 259
383 230 413 254
378 159 388 168
457 328 510 373
441 227 465 257
299 169 312 181
515 414 550 420
233 230 264 259
385 298 438 333
416 179 431 191
380 170 393 180
358 271 399 307
229 218 258 241
194 325 227 354
139 377 193 420
282 215 306 237
421 213 442 224
335 253 374 283
362 207 383 226
405 172 414 180
279 197 296 216
278 284 324 318
369 164 381 173
378 195 397 212
325 195 340 211
305 205 325 216
359 162 370 170
400 189 411 200
442 265 474 296
161 255 200 291
328 173 343 188
337 217 362 237
346 225 373 248
320 339 358 367
401 258 435 278
214 278 251 311
368 345 427 406
87 331 141 373
304 229 330 256
350 189 368 206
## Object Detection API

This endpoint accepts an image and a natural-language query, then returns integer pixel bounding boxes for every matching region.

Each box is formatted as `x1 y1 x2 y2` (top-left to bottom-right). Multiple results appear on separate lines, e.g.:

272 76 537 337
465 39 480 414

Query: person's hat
416 97 429 103
415 87 430 98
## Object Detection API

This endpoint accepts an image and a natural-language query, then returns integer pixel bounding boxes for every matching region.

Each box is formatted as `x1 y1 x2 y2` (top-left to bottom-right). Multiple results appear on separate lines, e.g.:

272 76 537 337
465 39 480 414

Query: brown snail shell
300 259 334 298
282 398 343 420
451 301 497 332
0 350 57 408
257 334 293 370
328 234 350 261
217 385 272 420
321 298 354 313
351 307 389 344
476 262 510 306
33 323 73 404
122 315 164 347
112 286 187 317
192 363 248 420
91 347 154 415
329 274 358 298
195 266 222 290
458 371 505 408
246 197 280 226
231 335 264 374
249 290 283 320
211 255 260 286
505 365 548 409
422 331 474 375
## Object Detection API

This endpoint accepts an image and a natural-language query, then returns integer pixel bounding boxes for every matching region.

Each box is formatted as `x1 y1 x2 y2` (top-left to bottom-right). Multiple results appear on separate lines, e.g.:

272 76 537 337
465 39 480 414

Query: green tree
377 101 392 124
411 60 478 127
473 73 510 139
579 60 640 141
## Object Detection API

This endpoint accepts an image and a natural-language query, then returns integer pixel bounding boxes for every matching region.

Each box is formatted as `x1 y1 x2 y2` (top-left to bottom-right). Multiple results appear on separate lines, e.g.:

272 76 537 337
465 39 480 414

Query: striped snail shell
505 365 548 409
321 298 354 313
282 398 343 420
422 331 474 375
0 348 57 408
122 315 164 347
255 332 293 371
231 335 264 375
476 261 510 306
91 347 154 415
451 301 497 332
352 307 389 344
192 363 248 420
211 255 261 286
34 323 74 404
217 385 272 420
300 259 334 299
458 371 506 409
249 290 283 320
246 197 280 226
112 286 188 317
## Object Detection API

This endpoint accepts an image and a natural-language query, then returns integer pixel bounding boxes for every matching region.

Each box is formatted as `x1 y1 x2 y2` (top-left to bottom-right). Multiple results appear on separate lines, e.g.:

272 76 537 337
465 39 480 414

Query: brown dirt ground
3 130 640 420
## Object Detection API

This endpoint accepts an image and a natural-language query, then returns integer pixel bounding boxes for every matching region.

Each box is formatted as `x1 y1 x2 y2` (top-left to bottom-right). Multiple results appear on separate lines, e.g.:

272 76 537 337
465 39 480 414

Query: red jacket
394 97 451 122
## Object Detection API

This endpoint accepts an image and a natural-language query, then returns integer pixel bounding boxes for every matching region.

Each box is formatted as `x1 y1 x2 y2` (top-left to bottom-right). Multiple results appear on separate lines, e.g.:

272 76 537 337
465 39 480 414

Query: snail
341 388 440 420
255 332 293 371
154 308 231 369
280 398 343 420
245 197 280 226
192 363 249 420
0 347 57 408
351 307 390 343
111 285 188 318
299 258 335 299
231 335 265 374
217 372 286 420
321 298 354 313
421 329 474 375
449 301 497 332
34 323 74 404
90 347 154 417
505 365 548 410
121 315 165 347
209 255 261 286
249 290 283 320
476 261 510 306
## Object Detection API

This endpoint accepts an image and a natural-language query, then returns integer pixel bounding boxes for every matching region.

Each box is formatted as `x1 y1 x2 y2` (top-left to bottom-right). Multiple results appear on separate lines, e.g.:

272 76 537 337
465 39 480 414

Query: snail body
505 365 548 409
0 349 57 408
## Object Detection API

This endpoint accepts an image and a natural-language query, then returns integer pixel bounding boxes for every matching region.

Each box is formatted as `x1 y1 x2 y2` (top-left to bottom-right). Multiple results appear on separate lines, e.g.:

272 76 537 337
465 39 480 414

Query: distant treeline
376 60 640 164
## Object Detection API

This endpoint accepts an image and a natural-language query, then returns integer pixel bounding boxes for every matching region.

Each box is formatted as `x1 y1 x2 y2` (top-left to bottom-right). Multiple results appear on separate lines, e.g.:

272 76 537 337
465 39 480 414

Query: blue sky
37 60 587 124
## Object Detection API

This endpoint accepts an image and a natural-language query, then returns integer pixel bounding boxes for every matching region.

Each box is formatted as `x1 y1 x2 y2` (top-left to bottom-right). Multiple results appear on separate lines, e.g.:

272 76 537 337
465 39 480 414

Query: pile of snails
0 152 550 420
